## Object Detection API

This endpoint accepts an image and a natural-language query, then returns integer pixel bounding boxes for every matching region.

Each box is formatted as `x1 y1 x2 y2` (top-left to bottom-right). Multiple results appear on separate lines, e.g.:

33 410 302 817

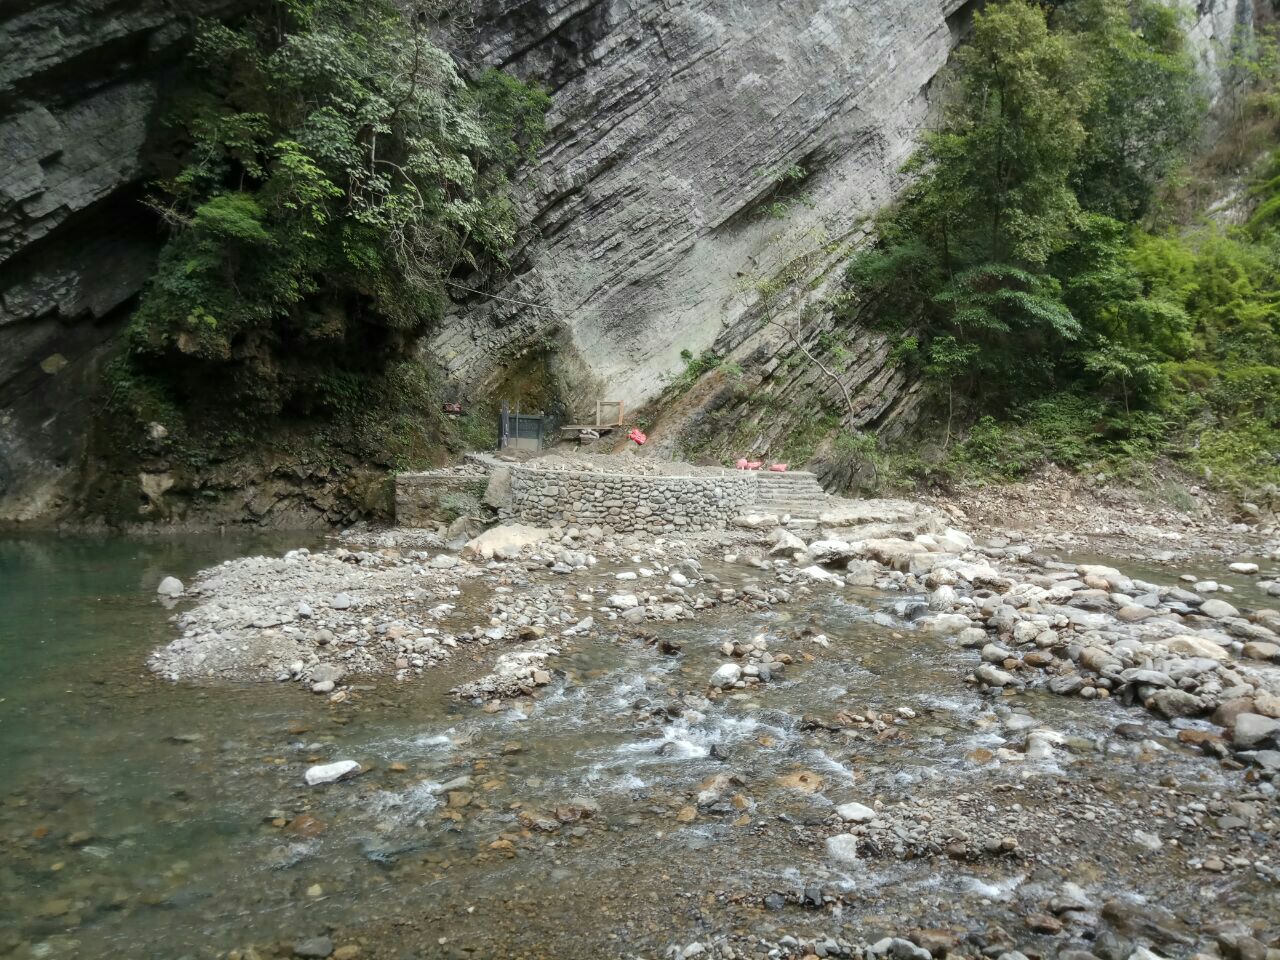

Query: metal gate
498 401 549 452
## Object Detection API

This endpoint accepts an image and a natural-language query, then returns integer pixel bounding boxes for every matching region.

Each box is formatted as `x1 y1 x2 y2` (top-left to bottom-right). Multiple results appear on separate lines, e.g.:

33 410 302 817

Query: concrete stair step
753 501 826 507
755 499 829 507
748 503 829 514
756 483 827 495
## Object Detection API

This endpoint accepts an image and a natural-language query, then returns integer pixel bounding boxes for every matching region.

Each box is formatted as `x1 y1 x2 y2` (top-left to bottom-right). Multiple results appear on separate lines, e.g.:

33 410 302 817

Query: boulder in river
310 663 346 684
807 539 856 564
293 937 334 958
157 576 184 597
977 664 1017 687
1200 598 1240 620
462 523 550 560
305 760 362 786
868 938 931 960
835 801 877 823
1232 714 1280 749
1163 635 1227 660
710 663 742 689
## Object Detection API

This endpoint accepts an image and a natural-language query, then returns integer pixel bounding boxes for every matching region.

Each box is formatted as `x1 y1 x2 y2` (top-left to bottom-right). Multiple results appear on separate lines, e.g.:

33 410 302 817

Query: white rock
1233 713 1280 748
835 801 877 823
330 593 353 610
768 529 807 557
977 663 1017 687
1025 730 1063 761
296 601 313 618
1132 829 1163 852
732 513 780 529
462 523 550 560
1163 634 1228 661
304 760 361 786
157 576 184 598
929 585 958 610
806 539 855 564
919 613 974 634
825 833 860 864
710 663 742 689
608 593 639 610
936 528 974 553
1229 561 1259 575
310 663 345 684
982 643 1013 663
798 564 843 583
1200 598 1240 620
1077 564 1134 593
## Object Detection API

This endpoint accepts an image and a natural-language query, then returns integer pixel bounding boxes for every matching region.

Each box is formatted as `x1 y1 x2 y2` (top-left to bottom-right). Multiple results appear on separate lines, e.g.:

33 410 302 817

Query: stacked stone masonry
499 466 758 534
394 473 489 528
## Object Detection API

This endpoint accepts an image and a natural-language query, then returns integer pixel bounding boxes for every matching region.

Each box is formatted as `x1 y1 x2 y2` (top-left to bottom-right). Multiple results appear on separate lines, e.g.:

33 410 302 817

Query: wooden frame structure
560 399 626 440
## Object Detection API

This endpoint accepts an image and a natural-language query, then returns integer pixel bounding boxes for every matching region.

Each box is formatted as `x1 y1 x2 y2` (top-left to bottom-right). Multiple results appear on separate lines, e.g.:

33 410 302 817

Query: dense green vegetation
846 0 1280 498
108 0 547 468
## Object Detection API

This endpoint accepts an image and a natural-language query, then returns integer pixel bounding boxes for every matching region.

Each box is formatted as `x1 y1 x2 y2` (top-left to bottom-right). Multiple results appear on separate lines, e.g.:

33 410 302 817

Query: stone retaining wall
395 472 489 528
498 466 758 533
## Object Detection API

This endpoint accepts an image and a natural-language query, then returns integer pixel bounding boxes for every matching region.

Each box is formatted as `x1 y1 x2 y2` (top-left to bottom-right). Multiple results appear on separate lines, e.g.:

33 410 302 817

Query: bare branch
762 312 858 420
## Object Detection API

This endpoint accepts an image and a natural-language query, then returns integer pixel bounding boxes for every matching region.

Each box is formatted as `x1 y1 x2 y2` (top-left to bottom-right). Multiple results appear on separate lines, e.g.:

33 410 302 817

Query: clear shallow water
0 535 1268 959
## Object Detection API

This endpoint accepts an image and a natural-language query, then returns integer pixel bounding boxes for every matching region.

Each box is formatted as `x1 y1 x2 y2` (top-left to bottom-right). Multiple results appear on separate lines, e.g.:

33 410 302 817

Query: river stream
0 533 1275 959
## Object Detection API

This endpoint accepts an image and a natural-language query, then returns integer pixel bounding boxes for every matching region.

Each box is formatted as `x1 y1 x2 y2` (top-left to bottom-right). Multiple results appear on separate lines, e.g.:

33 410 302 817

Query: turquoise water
0 532 321 957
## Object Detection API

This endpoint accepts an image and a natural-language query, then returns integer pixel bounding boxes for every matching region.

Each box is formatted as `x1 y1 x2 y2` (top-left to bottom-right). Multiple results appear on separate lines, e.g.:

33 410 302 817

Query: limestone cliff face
0 0 248 520
437 0 975 420
441 0 1252 461
0 0 1253 522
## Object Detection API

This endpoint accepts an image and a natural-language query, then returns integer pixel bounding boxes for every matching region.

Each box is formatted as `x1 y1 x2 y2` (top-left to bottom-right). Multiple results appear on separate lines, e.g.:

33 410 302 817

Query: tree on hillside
847 0 1086 400
1060 0 1203 220
846 0 1204 407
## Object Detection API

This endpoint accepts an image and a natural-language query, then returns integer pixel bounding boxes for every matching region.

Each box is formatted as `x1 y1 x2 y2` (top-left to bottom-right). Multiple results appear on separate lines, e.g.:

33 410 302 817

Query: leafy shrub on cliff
847 0 1202 403
125 0 548 425
844 0 1280 497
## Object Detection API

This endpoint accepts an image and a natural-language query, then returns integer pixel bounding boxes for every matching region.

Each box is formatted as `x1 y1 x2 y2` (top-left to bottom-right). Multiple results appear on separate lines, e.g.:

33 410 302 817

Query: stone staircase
749 471 830 519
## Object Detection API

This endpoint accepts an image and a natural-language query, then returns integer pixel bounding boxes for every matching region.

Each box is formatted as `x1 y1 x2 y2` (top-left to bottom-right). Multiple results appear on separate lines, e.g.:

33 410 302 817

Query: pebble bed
128 504 1280 960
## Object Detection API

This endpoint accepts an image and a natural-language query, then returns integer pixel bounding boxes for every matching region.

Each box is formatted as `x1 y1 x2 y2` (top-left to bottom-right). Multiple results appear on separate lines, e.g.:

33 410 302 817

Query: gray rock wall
436 0 974 414
440 0 1250 431
500 465 757 533
0 0 251 520
395 473 490 528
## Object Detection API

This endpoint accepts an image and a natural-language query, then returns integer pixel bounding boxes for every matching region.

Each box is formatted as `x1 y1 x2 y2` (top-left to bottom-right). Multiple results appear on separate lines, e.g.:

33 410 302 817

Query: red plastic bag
627 428 648 446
